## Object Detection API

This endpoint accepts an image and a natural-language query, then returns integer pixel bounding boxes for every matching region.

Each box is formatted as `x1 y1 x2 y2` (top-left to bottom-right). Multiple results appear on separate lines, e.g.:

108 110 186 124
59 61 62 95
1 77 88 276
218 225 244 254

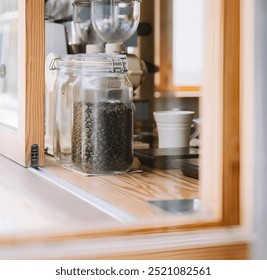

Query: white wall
172 0 203 85
252 0 267 260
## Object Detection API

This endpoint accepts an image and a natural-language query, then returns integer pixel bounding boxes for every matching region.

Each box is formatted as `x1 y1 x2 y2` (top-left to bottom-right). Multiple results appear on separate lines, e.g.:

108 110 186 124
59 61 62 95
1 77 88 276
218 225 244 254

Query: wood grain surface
94 243 249 260
43 155 199 219
25 0 45 166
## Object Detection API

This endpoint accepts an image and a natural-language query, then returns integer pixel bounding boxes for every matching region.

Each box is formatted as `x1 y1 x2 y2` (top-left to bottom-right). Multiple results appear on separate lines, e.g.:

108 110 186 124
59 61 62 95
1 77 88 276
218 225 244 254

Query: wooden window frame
152 0 241 229
38 0 242 234
0 0 253 259
0 0 44 167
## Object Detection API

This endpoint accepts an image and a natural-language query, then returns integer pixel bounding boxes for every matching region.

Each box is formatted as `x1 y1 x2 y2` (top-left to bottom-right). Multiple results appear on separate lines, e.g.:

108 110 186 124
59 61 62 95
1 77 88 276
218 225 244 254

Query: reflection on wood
43 155 199 218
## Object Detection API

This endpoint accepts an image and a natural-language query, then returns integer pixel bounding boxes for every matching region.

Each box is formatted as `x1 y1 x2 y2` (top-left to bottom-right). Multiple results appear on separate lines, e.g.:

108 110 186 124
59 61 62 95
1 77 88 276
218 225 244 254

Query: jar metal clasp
107 57 125 73
49 57 60 71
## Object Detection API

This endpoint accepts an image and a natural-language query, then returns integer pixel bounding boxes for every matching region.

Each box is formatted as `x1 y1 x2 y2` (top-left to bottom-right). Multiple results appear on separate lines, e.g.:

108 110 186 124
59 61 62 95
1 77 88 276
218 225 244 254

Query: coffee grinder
72 0 147 90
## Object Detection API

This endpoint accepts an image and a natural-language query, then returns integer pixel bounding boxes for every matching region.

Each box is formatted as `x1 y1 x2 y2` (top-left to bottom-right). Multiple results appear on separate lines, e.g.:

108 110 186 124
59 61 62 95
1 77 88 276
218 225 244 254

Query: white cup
153 110 200 148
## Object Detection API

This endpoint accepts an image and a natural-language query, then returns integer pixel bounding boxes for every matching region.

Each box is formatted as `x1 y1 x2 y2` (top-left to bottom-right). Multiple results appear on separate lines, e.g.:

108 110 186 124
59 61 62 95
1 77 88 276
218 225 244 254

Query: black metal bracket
30 144 39 167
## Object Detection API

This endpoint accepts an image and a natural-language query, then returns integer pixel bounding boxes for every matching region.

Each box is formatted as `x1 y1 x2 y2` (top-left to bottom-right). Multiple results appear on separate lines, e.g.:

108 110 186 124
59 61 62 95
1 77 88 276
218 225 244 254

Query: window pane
172 0 203 86
0 0 18 129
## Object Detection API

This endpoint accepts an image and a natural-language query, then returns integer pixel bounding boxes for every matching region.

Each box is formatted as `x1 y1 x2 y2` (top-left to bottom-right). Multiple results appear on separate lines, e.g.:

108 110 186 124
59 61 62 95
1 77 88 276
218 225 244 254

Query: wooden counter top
0 152 199 241
42 155 199 220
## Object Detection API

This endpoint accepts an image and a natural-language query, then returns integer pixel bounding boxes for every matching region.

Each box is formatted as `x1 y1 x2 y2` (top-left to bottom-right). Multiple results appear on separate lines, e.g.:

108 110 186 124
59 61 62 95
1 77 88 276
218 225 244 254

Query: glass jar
72 54 134 174
53 55 77 163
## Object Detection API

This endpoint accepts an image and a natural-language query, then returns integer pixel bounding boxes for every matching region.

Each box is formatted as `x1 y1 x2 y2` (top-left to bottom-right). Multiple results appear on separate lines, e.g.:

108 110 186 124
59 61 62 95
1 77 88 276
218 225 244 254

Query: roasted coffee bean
72 101 133 174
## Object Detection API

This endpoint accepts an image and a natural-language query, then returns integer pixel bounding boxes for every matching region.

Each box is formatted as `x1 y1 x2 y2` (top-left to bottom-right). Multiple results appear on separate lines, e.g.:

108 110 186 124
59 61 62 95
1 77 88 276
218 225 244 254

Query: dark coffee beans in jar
72 101 133 174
